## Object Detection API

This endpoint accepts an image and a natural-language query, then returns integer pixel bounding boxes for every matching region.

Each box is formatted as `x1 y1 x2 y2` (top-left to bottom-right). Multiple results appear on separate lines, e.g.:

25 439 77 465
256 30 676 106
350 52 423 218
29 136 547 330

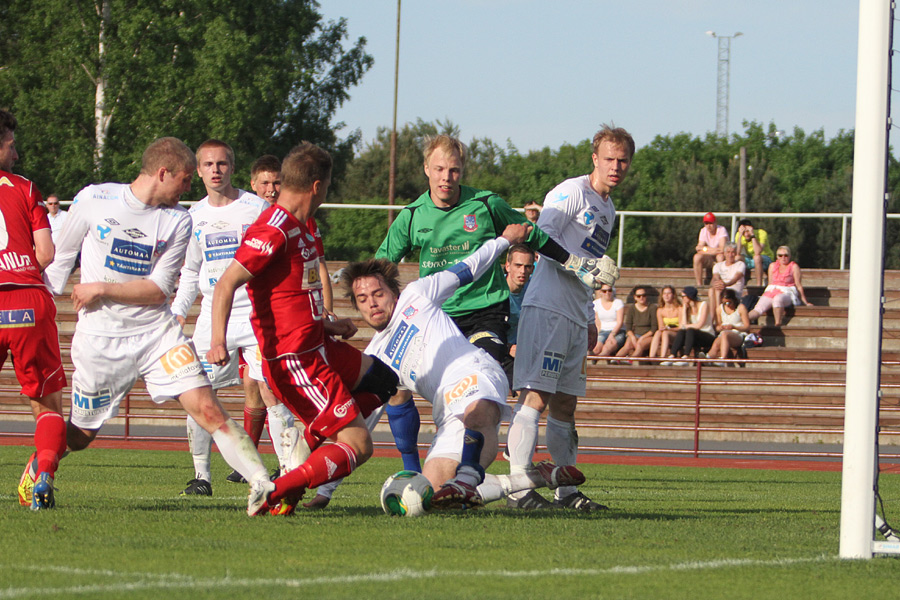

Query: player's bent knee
66 422 97 451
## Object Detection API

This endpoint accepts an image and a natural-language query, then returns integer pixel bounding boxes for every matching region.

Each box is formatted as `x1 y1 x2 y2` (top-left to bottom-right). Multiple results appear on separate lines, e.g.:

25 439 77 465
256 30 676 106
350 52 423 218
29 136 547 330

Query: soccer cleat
180 478 212 496
17 453 36 507
507 489 554 509
534 460 586 490
225 469 247 484
31 472 55 511
269 490 304 516
247 479 276 516
431 479 484 510
269 467 281 481
553 490 609 512
302 494 331 510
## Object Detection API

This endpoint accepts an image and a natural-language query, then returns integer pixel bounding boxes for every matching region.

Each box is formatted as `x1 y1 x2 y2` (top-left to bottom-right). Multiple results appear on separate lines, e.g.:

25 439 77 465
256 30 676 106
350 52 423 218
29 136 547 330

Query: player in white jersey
508 125 633 511
342 223 586 509
171 140 296 495
40 137 272 513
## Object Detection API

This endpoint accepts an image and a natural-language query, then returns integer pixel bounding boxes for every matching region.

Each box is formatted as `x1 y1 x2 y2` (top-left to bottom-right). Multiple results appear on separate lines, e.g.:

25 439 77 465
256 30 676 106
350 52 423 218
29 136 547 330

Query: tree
0 0 372 199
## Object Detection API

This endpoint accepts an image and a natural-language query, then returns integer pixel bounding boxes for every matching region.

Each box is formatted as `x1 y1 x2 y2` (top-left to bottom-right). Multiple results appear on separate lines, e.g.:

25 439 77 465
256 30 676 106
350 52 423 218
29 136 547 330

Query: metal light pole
706 31 742 138
387 0 401 225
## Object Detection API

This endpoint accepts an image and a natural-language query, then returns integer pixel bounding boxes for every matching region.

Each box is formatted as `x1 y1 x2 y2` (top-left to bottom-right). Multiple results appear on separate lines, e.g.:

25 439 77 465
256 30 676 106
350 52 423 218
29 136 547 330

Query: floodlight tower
706 31 742 137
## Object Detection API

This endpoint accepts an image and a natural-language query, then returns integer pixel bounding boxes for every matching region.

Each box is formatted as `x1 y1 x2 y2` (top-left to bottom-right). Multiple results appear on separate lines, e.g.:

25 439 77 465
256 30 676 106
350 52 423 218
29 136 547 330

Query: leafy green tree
0 0 372 199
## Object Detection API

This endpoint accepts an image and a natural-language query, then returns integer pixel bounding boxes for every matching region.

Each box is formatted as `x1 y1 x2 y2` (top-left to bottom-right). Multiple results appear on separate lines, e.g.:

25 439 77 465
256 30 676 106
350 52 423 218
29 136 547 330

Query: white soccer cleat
247 479 275 516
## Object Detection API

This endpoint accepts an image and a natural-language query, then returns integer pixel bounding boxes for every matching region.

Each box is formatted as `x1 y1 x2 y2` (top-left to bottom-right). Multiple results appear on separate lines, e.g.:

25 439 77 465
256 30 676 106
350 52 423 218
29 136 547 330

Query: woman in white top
591 284 625 358
665 285 715 365
707 288 751 364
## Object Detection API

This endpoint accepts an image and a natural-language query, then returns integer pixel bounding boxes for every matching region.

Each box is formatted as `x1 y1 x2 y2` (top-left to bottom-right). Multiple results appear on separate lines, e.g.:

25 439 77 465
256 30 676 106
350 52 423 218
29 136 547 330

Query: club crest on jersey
155 240 168 255
463 215 478 232
402 305 417 319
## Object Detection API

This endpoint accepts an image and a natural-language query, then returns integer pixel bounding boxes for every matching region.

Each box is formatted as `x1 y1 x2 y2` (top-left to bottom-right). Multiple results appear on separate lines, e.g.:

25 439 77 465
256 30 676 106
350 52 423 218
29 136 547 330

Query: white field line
0 556 835 597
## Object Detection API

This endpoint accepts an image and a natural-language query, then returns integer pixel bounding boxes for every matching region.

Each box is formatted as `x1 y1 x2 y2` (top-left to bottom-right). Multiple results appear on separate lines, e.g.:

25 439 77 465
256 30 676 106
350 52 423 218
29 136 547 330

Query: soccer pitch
2 445 899 599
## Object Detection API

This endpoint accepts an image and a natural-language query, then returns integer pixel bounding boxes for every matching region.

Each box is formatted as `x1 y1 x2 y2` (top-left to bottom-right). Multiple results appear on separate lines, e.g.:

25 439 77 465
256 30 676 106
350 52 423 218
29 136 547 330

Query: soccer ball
380 470 434 517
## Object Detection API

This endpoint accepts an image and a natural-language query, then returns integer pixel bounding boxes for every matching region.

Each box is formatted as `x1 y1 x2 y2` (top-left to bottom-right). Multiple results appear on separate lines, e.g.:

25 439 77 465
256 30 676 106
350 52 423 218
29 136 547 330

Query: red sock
243 407 267 447
34 412 66 476
270 442 357 503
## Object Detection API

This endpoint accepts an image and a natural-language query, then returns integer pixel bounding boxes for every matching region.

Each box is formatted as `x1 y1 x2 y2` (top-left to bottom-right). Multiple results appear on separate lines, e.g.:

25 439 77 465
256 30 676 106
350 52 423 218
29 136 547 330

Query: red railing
3 356 900 462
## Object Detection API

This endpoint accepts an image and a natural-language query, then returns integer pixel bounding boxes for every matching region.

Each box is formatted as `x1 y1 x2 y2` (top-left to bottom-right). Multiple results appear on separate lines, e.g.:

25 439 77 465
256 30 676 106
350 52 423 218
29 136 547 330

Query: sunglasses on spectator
634 293 646 298
777 253 789 257
600 288 612 292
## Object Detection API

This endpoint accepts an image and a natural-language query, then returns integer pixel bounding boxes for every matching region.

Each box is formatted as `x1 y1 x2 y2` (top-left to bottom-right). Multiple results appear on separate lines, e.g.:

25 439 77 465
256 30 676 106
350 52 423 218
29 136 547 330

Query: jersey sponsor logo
193 230 201 243
245 236 274 255
72 386 112 416
204 247 237 262
199 360 215 379
205 231 239 248
0 252 33 272
325 456 338 479
385 321 419 370
307 264 321 285
401 305 417 319
123 228 146 239
333 398 354 419
580 224 610 258
550 191 568 204
0 308 35 328
105 256 151 276
541 351 565 379
300 246 315 260
159 344 203 381
242 224 251 237
97 224 112 240
444 375 479 407
583 212 595 226
287 227 300 238
0 176 12 187
463 214 478 232
110 238 152 261
208 277 218 287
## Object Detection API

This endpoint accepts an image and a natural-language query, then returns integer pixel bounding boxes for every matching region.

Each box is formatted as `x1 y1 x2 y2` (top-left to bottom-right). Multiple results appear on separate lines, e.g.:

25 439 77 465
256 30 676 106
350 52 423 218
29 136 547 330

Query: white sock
210 417 268 485
477 470 545 504
454 464 483 488
186 415 212 482
505 405 541 501
266 403 294 470
546 415 578 500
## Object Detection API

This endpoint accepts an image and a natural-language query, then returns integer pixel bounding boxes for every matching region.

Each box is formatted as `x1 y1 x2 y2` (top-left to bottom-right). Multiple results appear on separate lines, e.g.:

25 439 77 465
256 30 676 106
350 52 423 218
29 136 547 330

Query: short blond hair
592 124 635 159
281 142 332 192
423 134 467 171
141 137 196 175
195 139 235 167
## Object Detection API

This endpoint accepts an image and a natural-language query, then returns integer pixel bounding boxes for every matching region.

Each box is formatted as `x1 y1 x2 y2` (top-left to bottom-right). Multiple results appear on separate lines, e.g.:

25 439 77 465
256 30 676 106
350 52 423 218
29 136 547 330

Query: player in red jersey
1 110 67 510
208 142 397 515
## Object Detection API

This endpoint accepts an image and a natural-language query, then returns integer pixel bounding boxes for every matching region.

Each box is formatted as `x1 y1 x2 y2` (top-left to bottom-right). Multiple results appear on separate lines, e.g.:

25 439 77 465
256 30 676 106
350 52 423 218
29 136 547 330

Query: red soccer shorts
0 286 66 398
263 342 361 451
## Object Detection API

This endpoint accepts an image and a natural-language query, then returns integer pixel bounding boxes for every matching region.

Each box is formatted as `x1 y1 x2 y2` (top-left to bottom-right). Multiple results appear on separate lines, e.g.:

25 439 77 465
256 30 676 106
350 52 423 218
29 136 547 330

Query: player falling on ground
343 224 588 509
508 125 632 511
23 137 272 513
171 141 299 495
1 110 68 511
207 142 398 516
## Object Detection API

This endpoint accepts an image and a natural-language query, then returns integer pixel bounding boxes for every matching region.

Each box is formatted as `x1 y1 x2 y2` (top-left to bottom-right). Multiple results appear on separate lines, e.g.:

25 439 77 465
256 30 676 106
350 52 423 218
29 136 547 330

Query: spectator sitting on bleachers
708 241 746 309
650 285 680 362
664 286 715 366
693 212 728 286
591 284 625 361
748 245 813 326
615 285 658 364
707 288 750 366
735 219 774 286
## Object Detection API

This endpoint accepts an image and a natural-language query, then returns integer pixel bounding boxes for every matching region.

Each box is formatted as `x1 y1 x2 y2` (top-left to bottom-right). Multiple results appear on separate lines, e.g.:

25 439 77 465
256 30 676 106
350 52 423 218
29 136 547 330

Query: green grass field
1 444 899 599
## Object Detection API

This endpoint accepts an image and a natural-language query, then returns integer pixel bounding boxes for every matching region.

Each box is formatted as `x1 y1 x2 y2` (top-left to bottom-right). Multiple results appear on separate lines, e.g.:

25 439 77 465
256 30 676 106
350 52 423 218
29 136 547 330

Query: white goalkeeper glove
563 254 619 289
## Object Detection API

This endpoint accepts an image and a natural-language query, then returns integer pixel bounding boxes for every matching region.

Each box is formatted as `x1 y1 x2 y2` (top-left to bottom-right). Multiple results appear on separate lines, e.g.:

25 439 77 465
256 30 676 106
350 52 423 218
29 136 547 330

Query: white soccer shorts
69 320 210 430
191 311 264 389
512 305 588 397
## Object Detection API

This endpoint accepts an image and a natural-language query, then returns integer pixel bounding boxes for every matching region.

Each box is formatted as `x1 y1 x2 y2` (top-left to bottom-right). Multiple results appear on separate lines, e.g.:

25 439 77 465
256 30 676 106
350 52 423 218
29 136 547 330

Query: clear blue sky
319 0 860 153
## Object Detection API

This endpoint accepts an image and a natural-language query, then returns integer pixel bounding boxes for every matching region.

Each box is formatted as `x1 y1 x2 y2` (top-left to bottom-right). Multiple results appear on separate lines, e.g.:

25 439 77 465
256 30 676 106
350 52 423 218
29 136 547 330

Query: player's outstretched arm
207 260 253 366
